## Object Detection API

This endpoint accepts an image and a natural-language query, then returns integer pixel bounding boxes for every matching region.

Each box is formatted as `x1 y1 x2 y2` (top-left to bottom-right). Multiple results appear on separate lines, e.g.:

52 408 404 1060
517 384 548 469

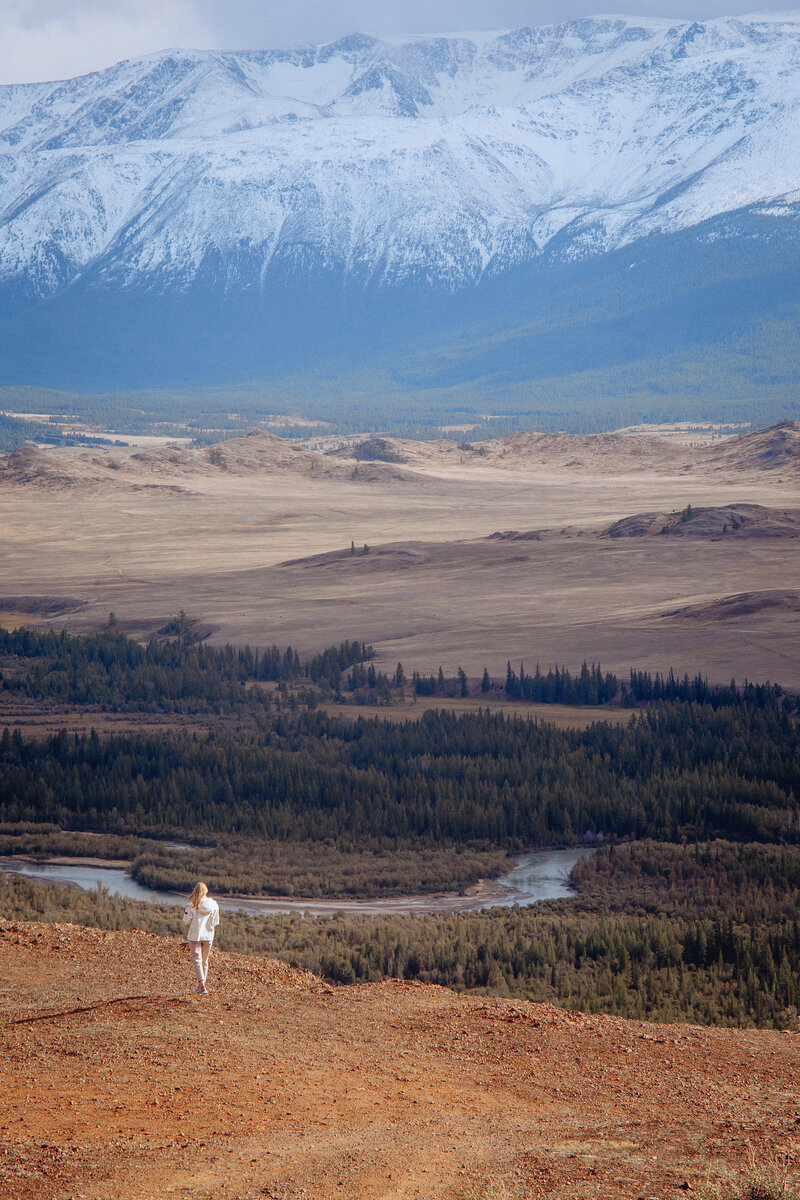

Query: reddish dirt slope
2 921 799 1200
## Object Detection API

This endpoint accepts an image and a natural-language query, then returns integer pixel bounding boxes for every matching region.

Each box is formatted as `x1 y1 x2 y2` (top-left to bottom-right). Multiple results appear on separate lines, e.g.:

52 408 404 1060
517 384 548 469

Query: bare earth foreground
2 922 799 1200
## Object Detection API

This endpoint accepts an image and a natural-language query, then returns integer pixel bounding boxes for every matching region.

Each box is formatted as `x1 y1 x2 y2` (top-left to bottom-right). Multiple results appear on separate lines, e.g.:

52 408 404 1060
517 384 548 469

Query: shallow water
0 858 187 905
0 846 591 917
488 847 593 908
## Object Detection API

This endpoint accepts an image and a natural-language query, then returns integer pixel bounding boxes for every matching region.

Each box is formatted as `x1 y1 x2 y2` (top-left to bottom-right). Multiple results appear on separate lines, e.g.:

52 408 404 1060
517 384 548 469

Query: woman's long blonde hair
188 881 209 909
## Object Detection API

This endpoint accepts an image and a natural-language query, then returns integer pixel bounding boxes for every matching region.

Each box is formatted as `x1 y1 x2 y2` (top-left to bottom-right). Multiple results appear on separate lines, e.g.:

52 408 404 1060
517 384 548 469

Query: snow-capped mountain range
2 14 800 298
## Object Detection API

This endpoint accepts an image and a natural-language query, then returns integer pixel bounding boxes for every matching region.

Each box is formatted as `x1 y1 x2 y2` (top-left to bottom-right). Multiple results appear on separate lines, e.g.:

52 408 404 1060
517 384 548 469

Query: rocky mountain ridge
1 15 799 297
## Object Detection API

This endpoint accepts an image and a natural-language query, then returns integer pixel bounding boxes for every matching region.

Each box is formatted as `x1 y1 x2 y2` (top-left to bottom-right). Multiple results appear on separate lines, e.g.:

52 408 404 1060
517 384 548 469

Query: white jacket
183 896 220 942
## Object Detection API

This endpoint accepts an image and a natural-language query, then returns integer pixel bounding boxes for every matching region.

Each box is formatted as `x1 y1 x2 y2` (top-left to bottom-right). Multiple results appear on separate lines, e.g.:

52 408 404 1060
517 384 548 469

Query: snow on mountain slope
1 15 799 297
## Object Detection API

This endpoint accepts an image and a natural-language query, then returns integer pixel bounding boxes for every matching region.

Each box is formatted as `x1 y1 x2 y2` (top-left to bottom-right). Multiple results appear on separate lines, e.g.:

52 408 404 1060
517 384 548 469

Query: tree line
504 661 617 705
0 627 373 711
4 838 800 1028
1 626 796 715
1 702 798 856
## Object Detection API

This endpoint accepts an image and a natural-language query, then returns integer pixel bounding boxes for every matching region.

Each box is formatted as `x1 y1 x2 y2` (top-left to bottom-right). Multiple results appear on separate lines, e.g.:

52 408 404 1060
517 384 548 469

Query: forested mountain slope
0 15 799 407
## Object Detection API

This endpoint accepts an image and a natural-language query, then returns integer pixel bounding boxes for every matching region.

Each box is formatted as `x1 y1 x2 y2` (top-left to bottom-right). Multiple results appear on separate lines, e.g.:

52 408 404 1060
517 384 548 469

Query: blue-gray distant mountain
1 14 799 405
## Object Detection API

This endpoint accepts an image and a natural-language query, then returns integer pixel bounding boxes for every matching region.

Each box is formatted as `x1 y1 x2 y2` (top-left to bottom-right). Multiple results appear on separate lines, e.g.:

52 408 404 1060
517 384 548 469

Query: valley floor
2 425 800 689
2 921 799 1200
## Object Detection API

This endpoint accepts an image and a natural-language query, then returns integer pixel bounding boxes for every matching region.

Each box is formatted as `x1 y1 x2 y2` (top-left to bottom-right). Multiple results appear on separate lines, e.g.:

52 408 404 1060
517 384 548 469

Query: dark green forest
3 213 800 444
1 626 799 900
5 838 800 1029
1 626 799 1027
0 626 373 710
1 696 799 900
2 626 795 716
2 702 799 849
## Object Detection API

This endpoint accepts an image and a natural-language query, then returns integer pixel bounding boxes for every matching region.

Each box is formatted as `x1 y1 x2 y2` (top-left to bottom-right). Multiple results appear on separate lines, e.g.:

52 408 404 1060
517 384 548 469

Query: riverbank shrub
4 838 800 1029
0 826 508 899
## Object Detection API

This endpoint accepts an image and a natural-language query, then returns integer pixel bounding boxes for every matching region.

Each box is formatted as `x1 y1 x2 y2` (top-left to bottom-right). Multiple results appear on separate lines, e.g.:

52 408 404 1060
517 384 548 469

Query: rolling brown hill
124 430 355 480
332 431 692 474
2 422 799 494
332 422 800 479
0 431 415 492
2 920 799 1200
0 444 187 493
699 420 800 475
2 419 799 692
477 503 800 543
663 589 800 621
603 502 800 539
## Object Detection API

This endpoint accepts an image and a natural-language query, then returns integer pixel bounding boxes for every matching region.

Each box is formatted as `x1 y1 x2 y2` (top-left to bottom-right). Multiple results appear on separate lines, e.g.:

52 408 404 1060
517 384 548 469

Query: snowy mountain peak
1 14 800 297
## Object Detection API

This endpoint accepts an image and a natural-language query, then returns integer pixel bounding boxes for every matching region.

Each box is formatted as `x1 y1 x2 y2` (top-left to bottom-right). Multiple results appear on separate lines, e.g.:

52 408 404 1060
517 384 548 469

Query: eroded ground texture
1 922 798 1200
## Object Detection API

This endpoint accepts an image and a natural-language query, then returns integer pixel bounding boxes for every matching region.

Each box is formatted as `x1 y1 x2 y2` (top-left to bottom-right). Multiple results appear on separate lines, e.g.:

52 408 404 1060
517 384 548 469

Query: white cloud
2 0 798 85
0 1 210 84
174 0 800 48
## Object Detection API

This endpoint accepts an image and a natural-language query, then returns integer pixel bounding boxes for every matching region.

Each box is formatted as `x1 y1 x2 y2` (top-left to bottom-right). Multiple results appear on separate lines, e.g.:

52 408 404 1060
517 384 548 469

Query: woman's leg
188 941 206 988
201 941 211 983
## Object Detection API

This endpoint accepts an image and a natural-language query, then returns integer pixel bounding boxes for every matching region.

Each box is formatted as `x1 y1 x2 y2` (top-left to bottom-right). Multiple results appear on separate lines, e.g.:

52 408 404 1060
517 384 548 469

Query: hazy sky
1 1 796 85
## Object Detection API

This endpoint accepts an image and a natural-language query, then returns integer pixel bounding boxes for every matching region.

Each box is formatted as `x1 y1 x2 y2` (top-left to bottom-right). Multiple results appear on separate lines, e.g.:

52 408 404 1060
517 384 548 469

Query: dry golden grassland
1 425 799 689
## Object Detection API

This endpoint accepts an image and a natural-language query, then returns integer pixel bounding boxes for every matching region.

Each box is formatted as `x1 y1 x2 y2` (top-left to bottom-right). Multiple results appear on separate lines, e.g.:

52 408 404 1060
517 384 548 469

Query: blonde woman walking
183 881 220 995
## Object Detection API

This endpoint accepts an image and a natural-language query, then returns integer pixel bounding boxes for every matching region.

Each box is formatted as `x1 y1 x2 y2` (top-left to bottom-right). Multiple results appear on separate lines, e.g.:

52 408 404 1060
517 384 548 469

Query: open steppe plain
1 422 800 688
3 920 800 1200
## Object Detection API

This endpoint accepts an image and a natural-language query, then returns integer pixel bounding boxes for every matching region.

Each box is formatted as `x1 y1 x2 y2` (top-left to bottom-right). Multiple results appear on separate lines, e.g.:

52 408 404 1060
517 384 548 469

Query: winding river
0 847 591 917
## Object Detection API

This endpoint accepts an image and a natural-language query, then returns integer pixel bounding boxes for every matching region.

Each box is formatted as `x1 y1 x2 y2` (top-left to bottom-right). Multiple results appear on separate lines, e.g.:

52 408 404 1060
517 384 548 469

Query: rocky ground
2 921 799 1200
